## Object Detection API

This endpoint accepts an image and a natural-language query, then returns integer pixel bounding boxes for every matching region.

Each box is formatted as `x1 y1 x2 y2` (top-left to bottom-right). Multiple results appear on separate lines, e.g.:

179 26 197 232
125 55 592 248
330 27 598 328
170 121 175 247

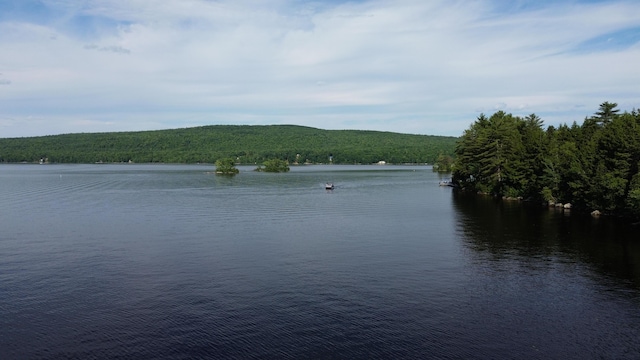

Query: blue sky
1 0 639 138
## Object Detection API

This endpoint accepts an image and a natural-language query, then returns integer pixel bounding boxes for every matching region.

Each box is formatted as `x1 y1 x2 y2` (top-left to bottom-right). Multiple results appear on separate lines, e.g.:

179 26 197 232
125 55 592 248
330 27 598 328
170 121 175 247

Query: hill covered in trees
452 102 640 218
0 125 457 165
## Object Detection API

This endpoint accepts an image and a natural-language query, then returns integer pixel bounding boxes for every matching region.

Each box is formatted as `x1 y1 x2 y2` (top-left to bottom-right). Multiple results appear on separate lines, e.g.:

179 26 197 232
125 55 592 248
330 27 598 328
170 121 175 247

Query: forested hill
0 125 457 164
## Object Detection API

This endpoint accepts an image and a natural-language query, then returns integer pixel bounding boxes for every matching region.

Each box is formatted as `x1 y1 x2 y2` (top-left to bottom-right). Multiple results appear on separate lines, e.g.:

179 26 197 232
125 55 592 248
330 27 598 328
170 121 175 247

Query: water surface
1 164 639 359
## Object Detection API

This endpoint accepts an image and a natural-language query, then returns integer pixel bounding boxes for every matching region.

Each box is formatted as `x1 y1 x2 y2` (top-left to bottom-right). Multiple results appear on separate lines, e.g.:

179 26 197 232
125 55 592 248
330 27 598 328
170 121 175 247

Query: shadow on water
452 191 640 291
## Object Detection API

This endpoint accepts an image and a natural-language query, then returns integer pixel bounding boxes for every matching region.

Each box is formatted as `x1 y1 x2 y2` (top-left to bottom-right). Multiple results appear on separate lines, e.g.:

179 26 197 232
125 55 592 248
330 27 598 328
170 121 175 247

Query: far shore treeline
0 125 456 165
452 102 640 219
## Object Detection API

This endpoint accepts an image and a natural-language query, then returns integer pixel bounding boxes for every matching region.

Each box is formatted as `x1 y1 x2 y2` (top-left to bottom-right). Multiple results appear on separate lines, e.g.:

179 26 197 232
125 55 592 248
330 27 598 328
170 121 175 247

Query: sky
1 0 639 138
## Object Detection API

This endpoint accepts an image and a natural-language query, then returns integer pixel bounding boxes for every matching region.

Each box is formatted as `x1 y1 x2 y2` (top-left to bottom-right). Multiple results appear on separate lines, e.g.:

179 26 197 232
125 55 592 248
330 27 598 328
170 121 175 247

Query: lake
1 164 639 359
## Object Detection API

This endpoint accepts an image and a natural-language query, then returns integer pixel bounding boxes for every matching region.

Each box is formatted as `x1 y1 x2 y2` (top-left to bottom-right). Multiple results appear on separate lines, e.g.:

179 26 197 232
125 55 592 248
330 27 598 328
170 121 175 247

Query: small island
255 159 290 173
214 158 239 175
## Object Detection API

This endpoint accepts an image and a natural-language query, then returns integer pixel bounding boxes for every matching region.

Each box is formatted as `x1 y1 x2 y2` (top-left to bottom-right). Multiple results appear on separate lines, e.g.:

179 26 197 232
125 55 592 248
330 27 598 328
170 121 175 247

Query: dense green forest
0 125 456 165
452 102 640 218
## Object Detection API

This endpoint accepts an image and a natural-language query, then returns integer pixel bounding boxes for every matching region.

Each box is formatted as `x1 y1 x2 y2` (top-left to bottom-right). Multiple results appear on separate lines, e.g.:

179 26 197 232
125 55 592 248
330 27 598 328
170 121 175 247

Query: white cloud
0 0 639 138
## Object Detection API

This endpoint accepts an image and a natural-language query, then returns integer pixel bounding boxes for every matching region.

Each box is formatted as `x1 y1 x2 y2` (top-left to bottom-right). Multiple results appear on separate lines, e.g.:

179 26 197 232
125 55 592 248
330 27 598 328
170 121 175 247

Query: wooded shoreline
452 102 640 220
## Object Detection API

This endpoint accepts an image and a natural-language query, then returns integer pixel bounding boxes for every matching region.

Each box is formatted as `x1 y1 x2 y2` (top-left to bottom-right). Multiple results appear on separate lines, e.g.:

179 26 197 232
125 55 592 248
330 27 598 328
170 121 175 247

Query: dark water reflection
453 192 640 291
452 193 640 359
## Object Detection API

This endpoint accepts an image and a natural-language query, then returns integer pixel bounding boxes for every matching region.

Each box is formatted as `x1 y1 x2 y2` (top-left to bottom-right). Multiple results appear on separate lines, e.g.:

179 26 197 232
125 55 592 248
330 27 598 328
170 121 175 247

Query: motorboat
439 179 454 187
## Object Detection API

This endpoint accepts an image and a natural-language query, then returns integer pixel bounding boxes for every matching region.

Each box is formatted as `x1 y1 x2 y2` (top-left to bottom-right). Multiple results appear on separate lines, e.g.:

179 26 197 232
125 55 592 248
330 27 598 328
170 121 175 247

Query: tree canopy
433 154 454 172
257 159 290 173
452 103 640 218
215 158 239 174
0 125 456 165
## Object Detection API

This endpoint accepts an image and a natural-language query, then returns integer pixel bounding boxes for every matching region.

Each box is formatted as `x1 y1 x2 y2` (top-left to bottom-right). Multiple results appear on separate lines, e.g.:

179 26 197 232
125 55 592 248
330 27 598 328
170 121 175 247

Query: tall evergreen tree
593 101 620 124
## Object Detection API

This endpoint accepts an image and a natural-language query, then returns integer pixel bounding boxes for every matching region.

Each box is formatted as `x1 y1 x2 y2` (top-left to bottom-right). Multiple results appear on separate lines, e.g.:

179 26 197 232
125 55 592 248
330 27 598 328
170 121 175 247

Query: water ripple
1 165 639 359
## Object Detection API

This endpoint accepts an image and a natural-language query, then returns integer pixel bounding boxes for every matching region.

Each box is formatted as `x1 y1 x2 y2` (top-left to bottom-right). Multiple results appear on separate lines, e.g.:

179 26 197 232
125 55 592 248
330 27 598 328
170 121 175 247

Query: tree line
0 125 456 165
452 102 640 218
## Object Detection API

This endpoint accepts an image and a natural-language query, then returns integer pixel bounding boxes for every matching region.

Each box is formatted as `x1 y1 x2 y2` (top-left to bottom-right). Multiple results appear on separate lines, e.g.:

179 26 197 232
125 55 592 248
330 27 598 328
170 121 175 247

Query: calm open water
1 164 639 359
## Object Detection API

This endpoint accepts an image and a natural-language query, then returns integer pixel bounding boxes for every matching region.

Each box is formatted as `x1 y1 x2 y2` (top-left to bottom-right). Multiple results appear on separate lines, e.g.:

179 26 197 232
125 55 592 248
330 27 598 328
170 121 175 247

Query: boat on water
325 183 334 190
439 179 454 187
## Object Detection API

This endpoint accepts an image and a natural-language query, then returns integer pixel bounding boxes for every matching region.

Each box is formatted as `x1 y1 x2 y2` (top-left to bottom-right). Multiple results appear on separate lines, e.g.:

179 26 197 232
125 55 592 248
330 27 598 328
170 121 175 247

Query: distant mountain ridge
0 124 457 164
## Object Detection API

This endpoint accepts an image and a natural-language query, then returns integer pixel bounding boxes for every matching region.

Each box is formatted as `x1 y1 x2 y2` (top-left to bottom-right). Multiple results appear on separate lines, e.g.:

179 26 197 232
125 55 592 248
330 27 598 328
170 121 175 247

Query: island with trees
255 159 290 173
433 154 454 173
214 158 239 175
452 102 640 219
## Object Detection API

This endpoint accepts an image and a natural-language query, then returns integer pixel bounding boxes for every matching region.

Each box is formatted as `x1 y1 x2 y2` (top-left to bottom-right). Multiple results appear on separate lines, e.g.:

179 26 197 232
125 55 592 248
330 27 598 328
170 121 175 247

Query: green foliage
258 159 290 172
452 111 527 196
594 101 620 124
540 187 555 203
0 125 457 165
215 158 239 174
452 102 640 218
433 154 454 172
